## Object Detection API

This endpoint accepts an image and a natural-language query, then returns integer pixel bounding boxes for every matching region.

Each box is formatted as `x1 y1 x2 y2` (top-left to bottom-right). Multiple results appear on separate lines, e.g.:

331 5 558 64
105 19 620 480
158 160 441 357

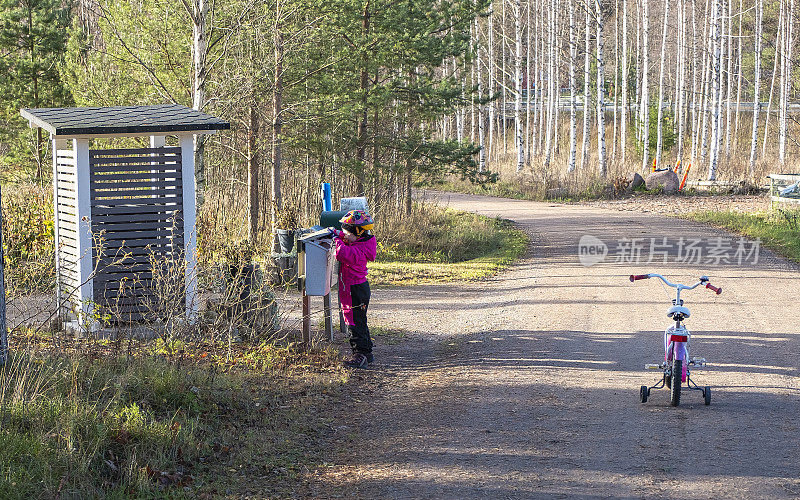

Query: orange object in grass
679 163 691 191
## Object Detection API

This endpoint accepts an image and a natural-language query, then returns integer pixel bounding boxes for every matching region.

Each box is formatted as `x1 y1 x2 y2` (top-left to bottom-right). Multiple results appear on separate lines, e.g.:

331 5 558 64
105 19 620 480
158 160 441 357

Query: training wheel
704 386 711 405
639 385 649 403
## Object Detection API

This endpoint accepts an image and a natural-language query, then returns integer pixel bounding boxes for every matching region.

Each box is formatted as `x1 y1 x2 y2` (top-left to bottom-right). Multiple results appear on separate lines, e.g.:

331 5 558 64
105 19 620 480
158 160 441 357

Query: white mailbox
298 229 335 296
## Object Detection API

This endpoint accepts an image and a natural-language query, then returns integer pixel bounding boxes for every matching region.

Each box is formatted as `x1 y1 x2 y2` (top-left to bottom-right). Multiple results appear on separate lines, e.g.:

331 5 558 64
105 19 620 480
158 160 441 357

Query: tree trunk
748 0 763 174
708 0 723 180
476 16 487 171
596 0 607 176
622 0 629 166
656 0 670 167
724 0 734 155
762 11 782 158
271 18 284 238
581 3 591 170
356 0 371 194
568 0 578 172
247 101 259 243
640 0 650 171
488 3 495 163
733 0 743 147
188 0 208 205
514 0 524 171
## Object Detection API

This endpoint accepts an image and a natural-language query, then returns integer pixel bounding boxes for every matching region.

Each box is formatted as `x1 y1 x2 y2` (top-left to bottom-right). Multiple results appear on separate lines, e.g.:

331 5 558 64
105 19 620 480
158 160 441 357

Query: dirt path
307 193 800 499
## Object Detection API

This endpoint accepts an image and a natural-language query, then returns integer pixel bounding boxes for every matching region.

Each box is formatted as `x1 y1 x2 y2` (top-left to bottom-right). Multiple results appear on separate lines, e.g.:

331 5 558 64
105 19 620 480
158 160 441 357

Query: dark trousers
347 281 372 356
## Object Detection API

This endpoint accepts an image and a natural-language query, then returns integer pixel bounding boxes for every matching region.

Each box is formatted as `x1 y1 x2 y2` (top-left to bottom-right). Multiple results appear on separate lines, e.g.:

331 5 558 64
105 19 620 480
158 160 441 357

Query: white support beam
179 134 198 322
52 138 69 320
73 138 94 330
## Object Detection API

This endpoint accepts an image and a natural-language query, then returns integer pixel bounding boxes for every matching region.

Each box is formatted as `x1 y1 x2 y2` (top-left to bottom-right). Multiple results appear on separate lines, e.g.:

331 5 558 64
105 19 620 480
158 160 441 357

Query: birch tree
568 0 578 172
621 0 629 165
655 0 670 167
581 2 591 170
748 0 763 174
514 0 524 171
639 0 650 171
596 0 606 176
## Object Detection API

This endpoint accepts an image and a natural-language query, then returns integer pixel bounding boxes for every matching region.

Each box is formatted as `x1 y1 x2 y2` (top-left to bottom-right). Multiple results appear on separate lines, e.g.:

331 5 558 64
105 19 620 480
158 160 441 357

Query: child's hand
341 230 357 243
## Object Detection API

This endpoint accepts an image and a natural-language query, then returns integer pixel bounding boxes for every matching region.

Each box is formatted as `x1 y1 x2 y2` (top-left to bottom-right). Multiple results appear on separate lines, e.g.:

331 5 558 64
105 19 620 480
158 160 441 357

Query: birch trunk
748 0 763 174
733 0 743 146
515 0 524 171
622 0 629 165
612 0 619 162
708 0 722 181
569 0 578 172
677 0 687 160
724 0 734 155
596 0 607 176
544 0 555 168
762 11 782 158
525 1 532 165
581 2 591 170
656 0 670 167
488 3 495 162
476 16 487 171
640 0 650 171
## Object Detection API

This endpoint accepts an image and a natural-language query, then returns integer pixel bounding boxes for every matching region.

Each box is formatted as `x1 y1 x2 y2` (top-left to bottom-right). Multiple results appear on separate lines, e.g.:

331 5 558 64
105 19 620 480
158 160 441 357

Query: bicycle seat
667 305 691 319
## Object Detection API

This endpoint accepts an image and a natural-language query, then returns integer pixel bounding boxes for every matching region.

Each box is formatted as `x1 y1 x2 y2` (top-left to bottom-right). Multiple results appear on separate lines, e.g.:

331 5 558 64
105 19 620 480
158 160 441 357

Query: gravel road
307 192 800 499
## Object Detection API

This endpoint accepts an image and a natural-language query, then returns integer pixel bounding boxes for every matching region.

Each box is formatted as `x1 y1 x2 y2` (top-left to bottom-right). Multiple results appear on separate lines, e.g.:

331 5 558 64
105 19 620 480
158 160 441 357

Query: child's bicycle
629 273 722 407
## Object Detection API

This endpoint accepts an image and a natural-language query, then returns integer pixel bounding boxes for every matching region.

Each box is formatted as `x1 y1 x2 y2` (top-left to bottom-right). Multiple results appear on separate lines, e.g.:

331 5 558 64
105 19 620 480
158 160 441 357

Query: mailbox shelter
21 105 229 327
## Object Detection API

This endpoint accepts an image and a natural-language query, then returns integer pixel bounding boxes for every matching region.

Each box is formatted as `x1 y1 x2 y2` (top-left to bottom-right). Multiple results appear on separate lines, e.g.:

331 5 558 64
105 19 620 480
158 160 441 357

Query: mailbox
297 229 335 296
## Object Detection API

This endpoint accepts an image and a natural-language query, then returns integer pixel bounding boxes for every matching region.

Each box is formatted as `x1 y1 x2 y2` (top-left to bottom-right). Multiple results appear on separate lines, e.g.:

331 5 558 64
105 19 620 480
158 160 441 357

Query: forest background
0 0 797 252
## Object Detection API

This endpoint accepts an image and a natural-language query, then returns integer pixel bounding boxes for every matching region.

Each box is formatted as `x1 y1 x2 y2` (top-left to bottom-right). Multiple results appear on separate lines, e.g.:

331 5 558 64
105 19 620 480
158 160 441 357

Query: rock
645 170 680 194
628 172 645 190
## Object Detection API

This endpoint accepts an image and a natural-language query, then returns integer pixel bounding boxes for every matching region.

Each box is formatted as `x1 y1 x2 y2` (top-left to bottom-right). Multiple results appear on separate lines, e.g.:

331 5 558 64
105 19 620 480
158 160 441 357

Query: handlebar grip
706 283 722 295
629 274 650 282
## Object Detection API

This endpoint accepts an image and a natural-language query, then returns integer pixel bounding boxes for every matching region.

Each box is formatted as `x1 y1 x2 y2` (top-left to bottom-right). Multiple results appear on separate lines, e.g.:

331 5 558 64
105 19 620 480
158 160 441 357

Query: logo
578 235 608 267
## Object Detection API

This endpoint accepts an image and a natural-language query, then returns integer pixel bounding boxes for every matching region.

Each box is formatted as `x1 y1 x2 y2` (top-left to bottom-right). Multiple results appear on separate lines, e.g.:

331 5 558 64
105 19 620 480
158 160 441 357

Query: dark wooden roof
20 104 230 136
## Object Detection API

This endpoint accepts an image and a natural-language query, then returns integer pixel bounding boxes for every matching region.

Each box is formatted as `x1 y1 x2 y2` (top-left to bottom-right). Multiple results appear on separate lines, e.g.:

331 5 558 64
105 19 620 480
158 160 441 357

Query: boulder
628 172 645 190
645 169 680 194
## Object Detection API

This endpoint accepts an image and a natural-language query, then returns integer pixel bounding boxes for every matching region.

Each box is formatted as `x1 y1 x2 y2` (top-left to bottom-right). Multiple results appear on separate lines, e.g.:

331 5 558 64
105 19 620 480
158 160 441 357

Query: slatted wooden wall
55 148 79 310
90 147 185 320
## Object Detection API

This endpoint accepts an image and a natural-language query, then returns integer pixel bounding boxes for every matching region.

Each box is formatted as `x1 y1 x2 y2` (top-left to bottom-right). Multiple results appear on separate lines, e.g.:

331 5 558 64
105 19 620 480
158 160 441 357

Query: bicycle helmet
339 209 374 236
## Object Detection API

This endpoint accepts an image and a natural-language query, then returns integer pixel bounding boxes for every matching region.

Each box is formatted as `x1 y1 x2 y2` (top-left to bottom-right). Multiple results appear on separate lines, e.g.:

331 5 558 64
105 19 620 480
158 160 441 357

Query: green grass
685 208 800 262
0 342 347 498
372 207 528 286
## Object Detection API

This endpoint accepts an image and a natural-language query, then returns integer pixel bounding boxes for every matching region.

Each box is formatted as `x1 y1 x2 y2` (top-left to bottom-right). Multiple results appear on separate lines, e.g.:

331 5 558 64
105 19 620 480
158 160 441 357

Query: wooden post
179 134 199 322
302 295 311 347
323 293 333 341
74 138 94 331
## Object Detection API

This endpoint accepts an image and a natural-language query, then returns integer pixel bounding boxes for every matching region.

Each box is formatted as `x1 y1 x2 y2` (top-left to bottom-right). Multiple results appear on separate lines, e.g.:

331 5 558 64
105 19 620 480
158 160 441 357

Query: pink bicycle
629 273 722 406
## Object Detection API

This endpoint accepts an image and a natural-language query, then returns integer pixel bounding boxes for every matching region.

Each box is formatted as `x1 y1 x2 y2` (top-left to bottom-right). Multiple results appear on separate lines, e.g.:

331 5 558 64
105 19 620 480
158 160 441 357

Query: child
332 210 377 368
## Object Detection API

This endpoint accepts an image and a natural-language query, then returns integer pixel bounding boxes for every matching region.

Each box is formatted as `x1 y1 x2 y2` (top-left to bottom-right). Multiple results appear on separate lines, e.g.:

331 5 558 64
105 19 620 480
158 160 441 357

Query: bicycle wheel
670 360 682 406
640 385 649 403
704 386 711 405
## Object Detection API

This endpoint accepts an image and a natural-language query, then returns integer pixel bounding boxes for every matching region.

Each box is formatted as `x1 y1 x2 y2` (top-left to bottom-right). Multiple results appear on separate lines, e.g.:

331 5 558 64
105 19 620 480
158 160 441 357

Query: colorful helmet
339 210 374 235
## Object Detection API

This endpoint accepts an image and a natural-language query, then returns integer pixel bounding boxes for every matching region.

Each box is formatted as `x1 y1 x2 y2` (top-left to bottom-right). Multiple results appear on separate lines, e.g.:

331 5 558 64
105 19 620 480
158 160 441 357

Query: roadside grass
0 338 347 498
372 206 528 286
685 208 800 262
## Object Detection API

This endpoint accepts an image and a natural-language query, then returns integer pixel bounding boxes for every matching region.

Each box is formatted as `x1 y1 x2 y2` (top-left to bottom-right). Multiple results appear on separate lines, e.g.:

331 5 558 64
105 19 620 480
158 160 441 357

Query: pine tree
0 0 72 175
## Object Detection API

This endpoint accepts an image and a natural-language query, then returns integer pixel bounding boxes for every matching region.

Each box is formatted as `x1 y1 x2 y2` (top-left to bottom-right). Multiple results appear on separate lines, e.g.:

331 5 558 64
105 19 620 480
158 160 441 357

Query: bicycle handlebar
629 273 722 295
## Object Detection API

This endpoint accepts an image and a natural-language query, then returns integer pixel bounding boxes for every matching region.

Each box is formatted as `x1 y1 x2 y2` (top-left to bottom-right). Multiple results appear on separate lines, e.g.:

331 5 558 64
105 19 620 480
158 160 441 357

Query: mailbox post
297 229 336 348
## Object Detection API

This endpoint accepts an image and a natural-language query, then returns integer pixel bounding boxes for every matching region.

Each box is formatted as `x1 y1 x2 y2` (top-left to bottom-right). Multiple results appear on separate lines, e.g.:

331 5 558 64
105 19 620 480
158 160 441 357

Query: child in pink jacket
333 210 377 369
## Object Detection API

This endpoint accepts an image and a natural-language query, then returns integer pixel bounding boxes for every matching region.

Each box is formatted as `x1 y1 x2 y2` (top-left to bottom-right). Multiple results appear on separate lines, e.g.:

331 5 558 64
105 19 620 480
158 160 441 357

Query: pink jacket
335 234 377 286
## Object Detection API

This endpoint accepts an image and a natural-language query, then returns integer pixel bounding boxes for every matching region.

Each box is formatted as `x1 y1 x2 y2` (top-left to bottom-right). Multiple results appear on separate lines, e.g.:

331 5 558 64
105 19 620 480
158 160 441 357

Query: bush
1 183 55 293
